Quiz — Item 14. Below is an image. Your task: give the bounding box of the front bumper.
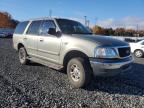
[90,56,134,76]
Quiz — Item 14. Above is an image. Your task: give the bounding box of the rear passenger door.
[37,20,61,64]
[25,20,42,56]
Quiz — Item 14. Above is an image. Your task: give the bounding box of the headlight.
[95,47,118,58]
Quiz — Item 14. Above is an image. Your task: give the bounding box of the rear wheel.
[18,47,29,65]
[67,57,92,88]
[134,50,144,58]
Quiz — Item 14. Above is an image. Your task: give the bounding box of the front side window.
[39,20,56,35]
[26,20,42,35]
[56,19,92,34]
[14,21,29,34]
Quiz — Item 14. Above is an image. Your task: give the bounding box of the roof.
[21,17,77,22]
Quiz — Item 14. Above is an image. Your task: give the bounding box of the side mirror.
[56,31,62,37]
[48,28,56,35]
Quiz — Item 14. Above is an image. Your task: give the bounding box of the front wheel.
[67,57,92,88]
[18,47,29,65]
[134,50,144,58]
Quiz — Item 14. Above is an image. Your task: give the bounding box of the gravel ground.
[0,38,144,108]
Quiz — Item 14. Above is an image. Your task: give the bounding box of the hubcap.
[135,51,142,57]
[70,64,81,82]
[19,48,26,63]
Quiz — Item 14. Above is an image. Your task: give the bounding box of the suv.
[13,18,133,88]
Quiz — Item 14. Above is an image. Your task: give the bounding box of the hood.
[71,34,129,47]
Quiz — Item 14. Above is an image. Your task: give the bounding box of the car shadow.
[85,63,144,96]
[28,62,44,67]
[28,62,67,74]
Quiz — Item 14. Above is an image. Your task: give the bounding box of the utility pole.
[137,24,139,37]
[95,17,98,26]
[49,10,52,18]
[87,20,90,28]
[84,16,87,26]
[137,24,139,32]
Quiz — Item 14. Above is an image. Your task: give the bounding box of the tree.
[91,25,144,37]
[114,28,126,36]
[124,29,135,36]
[92,25,106,35]
[105,28,114,36]
[0,11,18,28]
[138,30,144,37]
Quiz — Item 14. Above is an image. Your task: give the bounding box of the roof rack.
[28,17,54,21]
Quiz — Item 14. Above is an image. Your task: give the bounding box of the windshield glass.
[56,19,92,34]
[139,40,144,45]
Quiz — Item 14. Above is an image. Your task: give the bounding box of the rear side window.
[39,20,56,35]
[14,21,29,34]
[26,21,42,35]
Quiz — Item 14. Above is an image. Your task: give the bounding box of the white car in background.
[129,40,144,58]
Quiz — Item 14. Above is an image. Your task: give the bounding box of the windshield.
[56,19,92,34]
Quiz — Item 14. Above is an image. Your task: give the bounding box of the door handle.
[40,38,44,42]
[23,37,27,40]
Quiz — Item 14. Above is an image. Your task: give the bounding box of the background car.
[0,32,13,38]
[0,32,6,38]
[129,40,144,58]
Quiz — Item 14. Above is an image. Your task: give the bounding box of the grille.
[118,47,131,57]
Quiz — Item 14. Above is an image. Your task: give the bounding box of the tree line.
[91,25,144,37]
[0,11,18,28]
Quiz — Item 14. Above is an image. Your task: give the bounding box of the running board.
[27,56,63,70]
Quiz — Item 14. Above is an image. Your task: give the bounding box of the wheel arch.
[134,49,144,53]
[17,43,25,50]
[63,50,90,68]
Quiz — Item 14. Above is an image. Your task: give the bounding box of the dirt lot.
[0,38,144,108]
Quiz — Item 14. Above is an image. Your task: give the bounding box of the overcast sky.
[0,0,144,30]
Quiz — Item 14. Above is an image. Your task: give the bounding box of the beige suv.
[13,18,133,88]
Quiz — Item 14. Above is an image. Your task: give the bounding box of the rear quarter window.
[14,21,29,34]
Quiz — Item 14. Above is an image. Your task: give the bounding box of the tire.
[67,57,92,88]
[134,50,144,58]
[18,47,29,65]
